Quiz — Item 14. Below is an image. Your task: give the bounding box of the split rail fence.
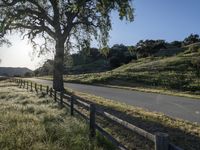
[11,78,183,150]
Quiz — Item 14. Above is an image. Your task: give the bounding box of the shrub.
[109,56,121,68]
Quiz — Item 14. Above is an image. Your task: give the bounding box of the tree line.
[33,33,200,76]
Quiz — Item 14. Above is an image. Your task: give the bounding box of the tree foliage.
[183,34,200,46]
[0,0,134,50]
[34,59,53,76]
[0,0,134,91]
[170,40,182,48]
[107,44,136,68]
[135,39,166,58]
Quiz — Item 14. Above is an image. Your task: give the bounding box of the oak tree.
[0,0,134,91]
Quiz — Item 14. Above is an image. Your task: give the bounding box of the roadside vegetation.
[0,80,111,150]
[12,78,200,150]
[66,88,200,150]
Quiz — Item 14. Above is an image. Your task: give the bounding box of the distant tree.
[34,59,54,76]
[127,46,137,55]
[24,72,33,77]
[34,69,40,77]
[109,56,121,68]
[78,47,102,64]
[90,48,101,60]
[0,0,134,91]
[170,41,182,48]
[135,39,166,58]
[107,44,136,68]
[183,34,200,46]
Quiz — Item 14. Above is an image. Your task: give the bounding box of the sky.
[0,0,200,70]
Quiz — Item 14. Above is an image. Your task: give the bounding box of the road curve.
[26,78,200,123]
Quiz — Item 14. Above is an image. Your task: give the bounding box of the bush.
[109,56,121,68]
[183,34,200,46]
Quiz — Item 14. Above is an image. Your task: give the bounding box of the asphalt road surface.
[26,78,200,123]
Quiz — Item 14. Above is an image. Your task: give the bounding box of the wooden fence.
[11,78,183,150]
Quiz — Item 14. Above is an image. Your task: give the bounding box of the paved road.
[26,78,200,123]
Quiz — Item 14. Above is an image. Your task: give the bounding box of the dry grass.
[65,88,200,150]
[0,80,113,150]
[11,79,200,149]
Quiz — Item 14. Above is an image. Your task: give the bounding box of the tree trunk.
[53,39,64,91]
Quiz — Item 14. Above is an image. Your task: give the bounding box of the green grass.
[0,80,113,150]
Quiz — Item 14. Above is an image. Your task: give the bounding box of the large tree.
[0,0,134,91]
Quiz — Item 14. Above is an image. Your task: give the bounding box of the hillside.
[0,67,32,76]
[59,45,200,95]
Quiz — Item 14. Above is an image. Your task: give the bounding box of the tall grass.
[0,81,111,150]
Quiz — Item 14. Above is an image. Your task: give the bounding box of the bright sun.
[0,34,53,70]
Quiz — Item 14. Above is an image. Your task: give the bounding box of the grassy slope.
[67,59,110,74]
[39,46,200,98]
[61,46,200,97]
[0,81,112,150]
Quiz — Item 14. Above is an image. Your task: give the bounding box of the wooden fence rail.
[11,78,183,150]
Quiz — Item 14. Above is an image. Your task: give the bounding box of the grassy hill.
[39,44,200,97]
[60,44,200,96]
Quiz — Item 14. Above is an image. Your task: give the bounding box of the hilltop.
[0,67,32,76]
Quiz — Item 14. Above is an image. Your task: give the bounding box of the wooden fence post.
[27,81,28,90]
[54,90,57,102]
[40,84,42,92]
[50,88,52,97]
[23,80,25,88]
[21,80,22,87]
[30,82,33,91]
[90,104,96,138]
[19,80,22,88]
[46,86,49,94]
[155,132,169,150]
[70,95,74,116]
[60,92,63,106]
[35,83,38,93]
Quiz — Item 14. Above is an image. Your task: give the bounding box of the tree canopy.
[0,0,134,91]
[0,0,134,51]
[135,39,166,57]
[183,34,200,46]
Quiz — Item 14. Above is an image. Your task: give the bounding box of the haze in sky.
[0,0,200,70]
